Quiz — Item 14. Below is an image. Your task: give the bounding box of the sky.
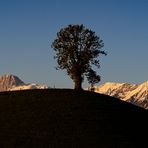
[0,0,148,88]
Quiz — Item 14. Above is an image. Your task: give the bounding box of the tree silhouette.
[51,24,107,90]
[86,69,100,91]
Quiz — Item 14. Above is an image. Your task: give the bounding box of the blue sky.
[0,0,148,88]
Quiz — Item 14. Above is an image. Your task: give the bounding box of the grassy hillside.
[0,89,147,148]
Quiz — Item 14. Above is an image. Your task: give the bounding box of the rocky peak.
[0,74,25,91]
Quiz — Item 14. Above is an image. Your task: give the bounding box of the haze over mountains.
[0,74,48,91]
[93,81,148,109]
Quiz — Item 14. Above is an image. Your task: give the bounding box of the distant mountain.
[0,74,25,91]
[91,81,148,109]
[10,83,49,91]
[0,74,48,92]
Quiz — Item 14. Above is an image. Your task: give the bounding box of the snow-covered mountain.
[0,74,49,92]
[91,81,148,109]
[10,83,48,91]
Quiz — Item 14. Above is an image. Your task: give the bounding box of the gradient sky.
[0,0,148,88]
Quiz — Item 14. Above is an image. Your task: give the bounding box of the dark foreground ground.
[0,89,147,148]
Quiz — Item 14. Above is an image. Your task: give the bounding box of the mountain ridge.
[93,81,148,109]
[0,74,48,91]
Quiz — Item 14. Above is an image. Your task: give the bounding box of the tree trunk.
[74,75,83,90]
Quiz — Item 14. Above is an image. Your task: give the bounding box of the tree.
[86,69,100,91]
[51,24,107,90]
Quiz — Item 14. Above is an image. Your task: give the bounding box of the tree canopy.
[51,24,107,90]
